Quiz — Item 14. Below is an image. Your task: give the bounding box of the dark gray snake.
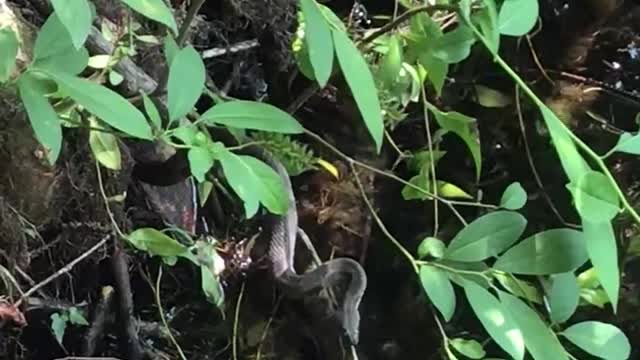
[247,146,367,345]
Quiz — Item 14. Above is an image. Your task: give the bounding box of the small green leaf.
[109,70,124,85]
[188,146,214,183]
[167,45,205,122]
[493,272,542,304]
[142,93,162,130]
[494,228,588,275]
[68,307,89,326]
[202,100,304,133]
[332,29,384,153]
[172,125,198,146]
[50,313,68,344]
[379,35,403,89]
[498,291,569,360]
[419,53,448,96]
[500,182,527,210]
[18,73,63,165]
[417,237,446,259]
[201,265,225,309]
[120,0,178,34]
[473,0,500,54]
[611,132,640,155]
[164,35,179,65]
[561,321,630,360]
[431,108,481,179]
[87,55,111,69]
[498,0,539,36]
[546,272,579,324]
[299,0,333,87]
[419,265,456,321]
[198,180,214,205]
[474,85,512,108]
[127,228,188,257]
[51,0,93,49]
[33,13,89,75]
[89,124,122,170]
[437,180,473,199]
[449,338,486,359]
[463,281,524,360]
[582,219,619,312]
[431,25,477,64]
[42,71,153,140]
[567,171,620,222]
[444,211,527,262]
[0,27,18,82]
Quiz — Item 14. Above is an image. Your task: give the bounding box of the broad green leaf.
[500,182,527,210]
[494,228,588,275]
[493,272,542,304]
[498,0,539,36]
[163,35,179,65]
[50,313,67,344]
[18,73,63,165]
[419,53,448,96]
[498,291,568,360]
[449,338,486,359]
[582,219,619,312]
[67,307,88,326]
[473,0,500,54]
[580,288,610,308]
[168,45,205,122]
[332,29,384,153]
[444,211,527,262]
[417,237,446,259]
[463,281,524,360]
[611,132,640,155]
[474,85,512,107]
[42,71,153,139]
[0,27,18,82]
[420,265,456,321]
[33,13,89,75]
[431,25,477,64]
[567,171,620,222]
[172,126,198,146]
[89,122,122,170]
[217,150,288,217]
[379,35,403,89]
[561,321,630,360]
[546,272,579,324]
[109,70,124,86]
[431,108,481,179]
[201,264,225,309]
[299,0,333,87]
[142,93,162,130]
[120,0,178,34]
[188,146,214,183]
[51,0,93,49]
[317,3,347,31]
[408,149,447,173]
[127,228,188,257]
[442,260,492,289]
[202,100,304,133]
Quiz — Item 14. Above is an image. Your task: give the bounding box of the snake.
[245,146,367,345]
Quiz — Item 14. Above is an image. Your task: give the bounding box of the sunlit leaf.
[33,13,88,75]
[168,45,205,122]
[449,338,486,359]
[188,146,214,183]
[333,29,384,152]
[417,237,446,259]
[89,118,122,170]
[202,100,304,133]
[51,0,93,49]
[127,227,188,257]
[582,219,619,312]
[420,265,456,321]
[437,180,473,199]
[431,25,477,64]
[473,0,500,54]
[494,272,542,304]
[498,0,539,36]
[0,27,18,82]
[299,0,333,87]
[567,171,620,222]
[494,228,588,274]
[142,93,162,130]
[120,0,178,34]
[500,182,527,210]
[561,321,630,360]
[445,211,527,262]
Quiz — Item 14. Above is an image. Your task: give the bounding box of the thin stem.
[421,83,440,236]
[176,0,206,47]
[154,266,188,360]
[232,280,246,360]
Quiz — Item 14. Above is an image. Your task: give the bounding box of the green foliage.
[419,265,456,321]
[127,228,188,257]
[119,0,178,34]
[0,27,18,82]
[50,0,93,49]
[500,182,527,210]
[248,132,317,176]
[167,45,205,122]
[560,321,630,360]
[201,100,304,133]
[449,338,486,359]
[497,0,539,36]
[299,0,333,86]
[546,272,580,324]
[50,307,89,345]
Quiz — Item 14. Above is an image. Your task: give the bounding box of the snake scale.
[246,146,368,345]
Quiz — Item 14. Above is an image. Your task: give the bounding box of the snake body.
[247,146,367,345]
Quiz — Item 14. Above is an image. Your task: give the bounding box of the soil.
[3,0,640,359]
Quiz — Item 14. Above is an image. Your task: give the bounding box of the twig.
[153,266,187,360]
[232,280,246,360]
[421,84,439,237]
[202,39,259,59]
[13,235,111,308]
[176,0,206,47]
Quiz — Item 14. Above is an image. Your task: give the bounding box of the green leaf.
[431,108,481,179]
[89,123,122,170]
[17,73,63,165]
[0,27,18,82]
[163,35,179,65]
[437,180,473,199]
[379,35,403,89]
[463,281,524,360]
[498,291,569,360]
[332,29,384,153]
[546,272,579,324]
[419,53,448,96]
[167,45,205,122]
[449,338,486,359]
[417,237,446,259]
[474,85,512,108]
[127,228,188,257]
[67,307,89,326]
[431,25,477,64]
[498,0,539,36]
[201,265,225,309]
[493,228,588,275]
[419,265,456,321]
[473,0,500,54]
[217,150,288,218]
[567,171,620,222]
[611,131,640,155]
[172,125,198,146]
[50,313,67,344]
[42,71,153,140]
[142,93,162,130]
[202,100,304,134]
[51,0,93,49]
[109,70,124,86]
[493,272,542,304]
[561,321,630,360]
[188,146,214,183]
[444,211,527,262]
[582,219,619,312]
[299,0,333,87]
[33,13,89,75]
[120,0,178,34]
[500,182,527,210]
